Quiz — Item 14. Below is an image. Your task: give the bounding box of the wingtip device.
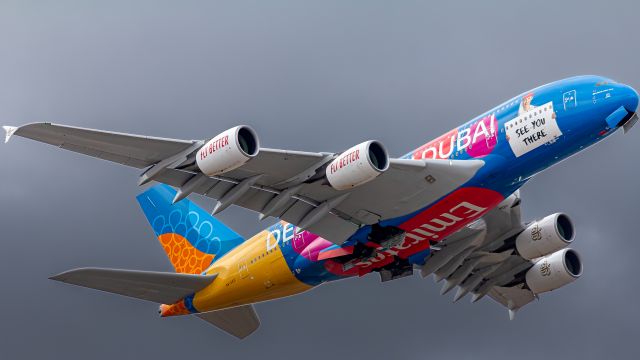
[3,126,17,143]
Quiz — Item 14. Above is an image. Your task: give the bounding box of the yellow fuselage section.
[183,229,312,313]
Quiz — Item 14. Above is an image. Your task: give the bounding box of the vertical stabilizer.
[136,184,244,274]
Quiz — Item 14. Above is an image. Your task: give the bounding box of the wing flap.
[155,159,484,244]
[223,148,331,187]
[488,285,536,312]
[299,159,485,225]
[50,267,216,304]
[195,305,261,339]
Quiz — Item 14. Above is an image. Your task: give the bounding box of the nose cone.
[620,83,639,113]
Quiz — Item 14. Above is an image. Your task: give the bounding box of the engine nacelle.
[525,248,582,294]
[515,213,575,260]
[196,125,259,176]
[326,140,389,190]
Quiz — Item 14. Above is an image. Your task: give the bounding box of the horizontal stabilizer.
[50,268,216,304]
[196,305,260,339]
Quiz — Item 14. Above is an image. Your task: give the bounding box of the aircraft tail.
[136,184,244,274]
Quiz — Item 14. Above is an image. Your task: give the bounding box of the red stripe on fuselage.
[343,187,504,273]
[395,187,504,258]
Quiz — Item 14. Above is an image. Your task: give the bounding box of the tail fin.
[136,184,244,274]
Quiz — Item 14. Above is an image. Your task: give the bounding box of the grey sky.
[1,0,638,359]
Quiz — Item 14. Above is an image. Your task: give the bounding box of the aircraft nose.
[603,83,640,131]
[619,83,639,113]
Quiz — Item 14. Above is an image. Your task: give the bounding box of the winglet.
[508,309,517,321]
[3,126,17,143]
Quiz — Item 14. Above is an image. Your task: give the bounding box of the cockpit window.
[596,78,617,86]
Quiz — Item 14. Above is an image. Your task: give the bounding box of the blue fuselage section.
[274,75,638,286]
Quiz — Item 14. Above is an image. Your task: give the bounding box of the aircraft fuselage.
[161,75,639,316]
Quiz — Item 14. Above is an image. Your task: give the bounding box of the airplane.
[3,75,638,339]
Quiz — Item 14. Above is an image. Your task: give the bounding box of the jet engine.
[195,126,259,176]
[326,140,389,190]
[515,213,575,260]
[525,248,582,294]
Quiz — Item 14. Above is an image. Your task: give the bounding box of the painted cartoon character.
[519,92,556,119]
[518,93,536,115]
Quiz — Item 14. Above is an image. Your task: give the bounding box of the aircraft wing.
[3,123,199,168]
[5,123,484,245]
[419,190,540,318]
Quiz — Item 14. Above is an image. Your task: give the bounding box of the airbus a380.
[4,75,638,338]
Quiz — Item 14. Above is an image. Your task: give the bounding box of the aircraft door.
[293,233,306,249]
[238,260,249,279]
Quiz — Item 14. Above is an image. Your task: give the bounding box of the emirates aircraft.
[4,75,638,338]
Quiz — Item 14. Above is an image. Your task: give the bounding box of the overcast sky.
[1,1,639,359]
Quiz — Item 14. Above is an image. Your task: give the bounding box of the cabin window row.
[249,248,277,264]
